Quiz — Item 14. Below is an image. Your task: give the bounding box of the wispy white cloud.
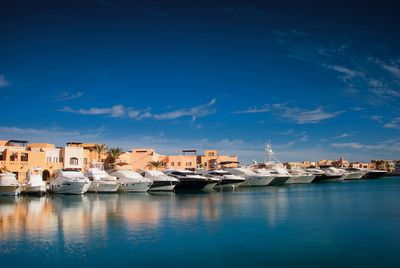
[384,117,400,129]
[59,99,216,121]
[333,133,353,139]
[0,74,10,88]
[60,105,125,117]
[324,64,364,78]
[274,30,400,103]
[350,106,364,112]
[331,139,400,152]
[370,57,400,79]
[54,91,84,101]
[236,103,343,124]
[152,98,216,121]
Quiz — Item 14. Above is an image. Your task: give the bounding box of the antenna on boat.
[264,141,282,165]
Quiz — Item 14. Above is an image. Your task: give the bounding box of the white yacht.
[164,169,215,190]
[108,169,152,192]
[141,170,179,191]
[287,168,316,184]
[313,166,344,182]
[252,144,290,186]
[254,168,289,186]
[198,169,246,188]
[341,168,367,180]
[0,173,22,196]
[22,167,47,195]
[48,169,91,195]
[224,167,274,187]
[85,162,120,193]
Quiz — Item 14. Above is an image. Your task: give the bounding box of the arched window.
[70,157,79,165]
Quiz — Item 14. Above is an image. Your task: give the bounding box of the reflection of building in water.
[51,195,92,245]
[0,193,224,245]
[116,195,163,230]
[0,197,58,241]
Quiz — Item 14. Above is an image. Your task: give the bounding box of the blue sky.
[1,0,400,162]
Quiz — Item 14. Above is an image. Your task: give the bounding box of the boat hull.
[268,176,289,186]
[118,181,152,192]
[313,175,344,183]
[87,181,120,193]
[48,181,91,195]
[0,186,22,196]
[343,172,366,180]
[214,179,245,188]
[240,176,274,187]
[174,180,211,191]
[364,172,387,179]
[22,185,47,195]
[287,175,316,184]
[149,181,178,191]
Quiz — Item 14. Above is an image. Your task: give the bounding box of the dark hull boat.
[363,171,387,179]
[268,176,290,186]
[174,180,212,191]
[313,174,343,183]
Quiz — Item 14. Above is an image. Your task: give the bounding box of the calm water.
[1,178,400,267]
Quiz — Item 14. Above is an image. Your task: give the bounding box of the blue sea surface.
[1,178,400,267]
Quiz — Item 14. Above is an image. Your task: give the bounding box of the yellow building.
[0,140,64,181]
[128,148,238,171]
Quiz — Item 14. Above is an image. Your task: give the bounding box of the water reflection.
[0,188,291,245]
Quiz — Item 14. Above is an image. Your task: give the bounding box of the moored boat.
[108,169,152,192]
[22,167,47,195]
[85,162,120,193]
[363,169,387,179]
[287,168,316,184]
[198,169,245,188]
[0,173,22,196]
[141,170,180,191]
[165,169,215,190]
[48,169,91,195]
[224,167,274,187]
[311,166,344,183]
[341,168,367,180]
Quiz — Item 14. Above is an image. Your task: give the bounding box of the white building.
[61,143,84,170]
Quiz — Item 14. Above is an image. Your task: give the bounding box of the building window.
[0,153,5,161]
[84,158,88,164]
[70,157,79,165]
[177,162,181,166]
[47,157,52,163]
[208,152,215,157]
[53,157,58,162]
[171,162,174,166]
[10,153,18,161]
[186,162,192,167]
[21,153,28,162]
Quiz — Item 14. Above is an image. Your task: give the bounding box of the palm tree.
[106,147,124,169]
[95,143,107,161]
[148,160,164,171]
